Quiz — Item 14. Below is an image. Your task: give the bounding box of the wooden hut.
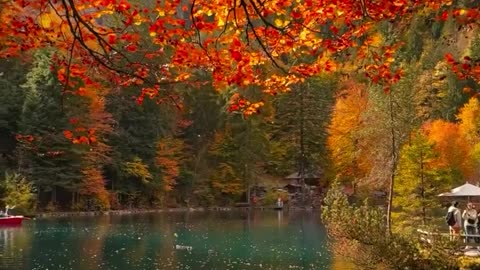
[284,171,322,186]
[283,182,303,194]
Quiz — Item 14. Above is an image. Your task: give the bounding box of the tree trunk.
[386,171,395,233]
[71,191,75,209]
[386,93,398,234]
[245,164,251,205]
[299,85,306,205]
[51,186,57,205]
[420,149,426,225]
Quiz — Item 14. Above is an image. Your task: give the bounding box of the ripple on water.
[0,211,337,270]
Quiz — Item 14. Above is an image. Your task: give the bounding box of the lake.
[0,210,353,270]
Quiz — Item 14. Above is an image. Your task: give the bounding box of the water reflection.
[0,210,345,269]
[0,226,31,269]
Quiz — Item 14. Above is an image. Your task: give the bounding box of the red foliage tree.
[0,0,458,117]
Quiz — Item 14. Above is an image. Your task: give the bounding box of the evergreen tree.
[0,58,28,174]
[105,85,178,207]
[207,113,268,205]
[179,83,223,205]
[269,76,337,181]
[17,51,83,205]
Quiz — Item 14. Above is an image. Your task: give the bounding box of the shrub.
[0,172,36,214]
[322,183,458,270]
[458,257,480,270]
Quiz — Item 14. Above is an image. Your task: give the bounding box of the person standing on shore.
[276,197,283,208]
[463,202,478,244]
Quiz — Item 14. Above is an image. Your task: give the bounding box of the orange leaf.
[63,130,73,139]
[445,53,455,63]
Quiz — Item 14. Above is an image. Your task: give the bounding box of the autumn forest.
[0,0,480,227]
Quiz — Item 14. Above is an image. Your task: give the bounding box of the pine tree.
[0,58,28,175]
[105,85,179,207]
[207,114,268,205]
[17,51,83,205]
[270,76,337,181]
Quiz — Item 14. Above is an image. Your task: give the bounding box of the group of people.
[447,201,480,243]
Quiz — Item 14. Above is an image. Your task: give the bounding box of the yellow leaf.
[217,17,225,27]
[274,19,284,28]
[368,33,383,47]
[38,11,62,29]
[299,29,308,40]
[133,14,144,25]
[157,8,165,17]
[95,9,115,18]
[39,14,53,28]
[176,73,191,81]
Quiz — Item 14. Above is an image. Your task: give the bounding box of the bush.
[109,192,121,210]
[322,183,458,270]
[458,257,480,270]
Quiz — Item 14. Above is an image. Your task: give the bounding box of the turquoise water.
[0,210,346,270]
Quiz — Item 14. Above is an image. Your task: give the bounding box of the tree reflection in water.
[0,226,31,270]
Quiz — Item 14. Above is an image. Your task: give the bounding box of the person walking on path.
[447,201,462,241]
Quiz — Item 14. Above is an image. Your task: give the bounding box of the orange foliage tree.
[422,120,474,183]
[72,71,113,209]
[80,166,110,210]
[155,136,185,192]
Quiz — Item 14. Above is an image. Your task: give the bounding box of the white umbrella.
[438,183,480,201]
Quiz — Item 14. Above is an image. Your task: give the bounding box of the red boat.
[0,216,24,226]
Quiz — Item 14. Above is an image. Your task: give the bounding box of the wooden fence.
[417,229,480,248]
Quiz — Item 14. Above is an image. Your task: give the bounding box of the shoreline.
[33,206,318,218]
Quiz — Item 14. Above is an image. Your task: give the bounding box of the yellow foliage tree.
[327,81,368,188]
[123,157,153,184]
[210,163,243,196]
[457,97,480,181]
